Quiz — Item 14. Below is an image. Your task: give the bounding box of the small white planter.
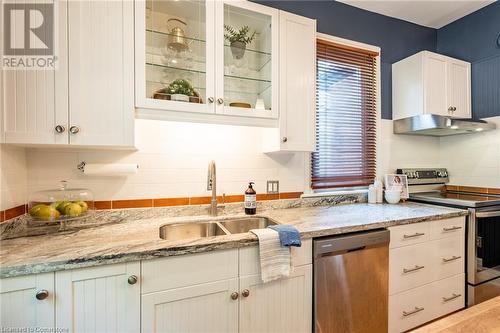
[171,94,190,102]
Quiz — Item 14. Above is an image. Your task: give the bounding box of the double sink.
[159,216,277,241]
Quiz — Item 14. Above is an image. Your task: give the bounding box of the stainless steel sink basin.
[159,222,227,241]
[159,217,278,240]
[218,217,277,234]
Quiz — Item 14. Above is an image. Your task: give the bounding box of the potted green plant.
[224,25,256,59]
[167,79,194,102]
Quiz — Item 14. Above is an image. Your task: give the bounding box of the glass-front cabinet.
[135,0,278,120]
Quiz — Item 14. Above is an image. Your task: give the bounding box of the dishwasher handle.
[314,229,390,257]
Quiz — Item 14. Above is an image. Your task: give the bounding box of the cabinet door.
[55,262,140,333]
[447,59,471,118]
[424,53,448,116]
[0,273,54,330]
[239,265,312,333]
[278,11,316,151]
[67,0,134,146]
[215,1,278,119]
[135,0,216,115]
[2,0,68,145]
[142,278,238,333]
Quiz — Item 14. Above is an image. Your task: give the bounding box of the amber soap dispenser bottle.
[244,182,257,215]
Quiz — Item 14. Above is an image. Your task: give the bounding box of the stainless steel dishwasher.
[314,229,390,333]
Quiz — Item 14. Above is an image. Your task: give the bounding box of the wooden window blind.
[311,39,379,189]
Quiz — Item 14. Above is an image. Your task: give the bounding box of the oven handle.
[475,211,500,218]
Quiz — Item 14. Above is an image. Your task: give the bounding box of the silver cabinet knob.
[69,126,80,134]
[282,137,288,143]
[208,97,214,103]
[241,289,250,297]
[217,98,224,105]
[55,125,65,133]
[35,290,49,300]
[128,275,138,285]
[448,106,454,113]
[230,292,239,300]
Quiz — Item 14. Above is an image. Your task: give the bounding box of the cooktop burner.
[410,191,500,208]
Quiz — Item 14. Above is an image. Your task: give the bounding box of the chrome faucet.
[207,160,218,216]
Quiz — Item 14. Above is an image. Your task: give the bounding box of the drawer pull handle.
[443,226,462,232]
[442,293,461,303]
[442,255,461,263]
[403,265,425,273]
[403,306,424,317]
[403,232,425,239]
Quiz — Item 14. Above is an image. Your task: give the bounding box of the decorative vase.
[230,41,246,59]
[171,94,189,102]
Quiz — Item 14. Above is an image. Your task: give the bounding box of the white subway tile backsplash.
[0,145,28,210]
[2,117,498,210]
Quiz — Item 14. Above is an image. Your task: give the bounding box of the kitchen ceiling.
[336,0,495,28]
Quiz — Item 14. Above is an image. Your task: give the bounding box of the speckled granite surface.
[0,198,467,278]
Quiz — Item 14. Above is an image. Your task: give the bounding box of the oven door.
[468,208,500,285]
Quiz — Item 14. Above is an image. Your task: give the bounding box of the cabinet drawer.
[239,239,312,276]
[430,237,464,281]
[141,249,238,294]
[389,242,431,295]
[430,274,465,319]
[430,217,465,240]
[389,282,432,333]
[389,274,465,333]
[389,222,430,249]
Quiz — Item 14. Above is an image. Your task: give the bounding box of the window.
[311,38,379,190]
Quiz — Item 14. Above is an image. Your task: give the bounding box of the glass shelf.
[146,29,271,72]
[146,62,271,89]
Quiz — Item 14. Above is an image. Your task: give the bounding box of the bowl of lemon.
[28,181,94,222]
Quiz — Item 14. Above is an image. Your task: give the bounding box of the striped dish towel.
[250,228,291,283]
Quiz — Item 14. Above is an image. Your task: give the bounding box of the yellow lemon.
[64,203,82,217]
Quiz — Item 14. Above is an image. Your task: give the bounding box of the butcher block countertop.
[414,297,500,333]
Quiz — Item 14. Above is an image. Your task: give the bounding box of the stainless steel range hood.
[393,114,496,136]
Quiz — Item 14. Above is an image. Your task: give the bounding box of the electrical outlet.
[267,180,279,194]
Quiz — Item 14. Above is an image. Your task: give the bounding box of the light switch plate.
[267,180,279,194]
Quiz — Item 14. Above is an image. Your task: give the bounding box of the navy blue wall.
[437,2,500,119]
[253,1,437,119]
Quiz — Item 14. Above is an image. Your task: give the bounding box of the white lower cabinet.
[0,273,55,330]
[142,278,239,333]
[388,217,466,332]
[55,262,140,333]
[239,265,312,333]
[141,241,312,333]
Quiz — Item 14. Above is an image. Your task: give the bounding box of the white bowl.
[384,190,401,204]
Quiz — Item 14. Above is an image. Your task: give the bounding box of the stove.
[397,168,500,307]
[410,191,500,208]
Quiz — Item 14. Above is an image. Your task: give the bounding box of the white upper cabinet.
[67,0,135,146]
[263,11,316,152]
[2,0,135,147]
[392,51,471,120]
[2,0,68,145]
[447,59,471,119]
[135,0,280,125]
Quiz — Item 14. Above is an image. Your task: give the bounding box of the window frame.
[303,33,381,195]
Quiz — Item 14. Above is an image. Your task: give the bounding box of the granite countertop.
[0,201,467,278]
